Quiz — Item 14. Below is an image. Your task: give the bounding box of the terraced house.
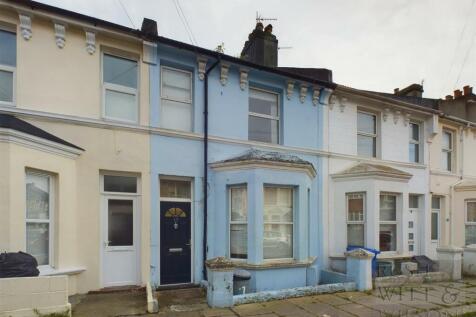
[0,0,475,301]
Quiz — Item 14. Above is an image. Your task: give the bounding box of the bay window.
[249,88,279,144]
[103,53,138,123]
[409,122,421,163]
[0,29,16,105]
[379,194,397,252]
[160,66,193,131]
[346,193,365,247]
[263,187,293,259]
[26,171,53,267]
[357,111,377,157]
[441,130,453,172]
[229,186,248,259]
[466,201,476,246]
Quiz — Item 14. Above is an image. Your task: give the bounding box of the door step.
[89,285,145,294]
[156,283,199,291]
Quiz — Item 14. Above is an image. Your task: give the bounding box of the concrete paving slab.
[312,294,351,306]
[289,300,355,317]
[337,303,381,317]
[71,291,146,317]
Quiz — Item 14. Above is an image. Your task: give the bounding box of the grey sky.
[39,0,475,98]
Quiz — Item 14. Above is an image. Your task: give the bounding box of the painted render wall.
[149,43,327,289]
[0,119,151,295]
[328,95,433,260]
[0,7,150,126]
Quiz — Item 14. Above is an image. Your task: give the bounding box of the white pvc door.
[102,196,139,287]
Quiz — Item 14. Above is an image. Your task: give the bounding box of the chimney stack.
[141,18,158,38]
[454,89,463,98]
[463,85,473,96]
[240,23,278,67]
[393,88,400,94]
[445,95,453,100]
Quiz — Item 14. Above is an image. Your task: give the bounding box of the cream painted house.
[0,0,152,294]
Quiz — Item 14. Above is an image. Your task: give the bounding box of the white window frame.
[248,87,280,144]
[0,26,16,107]
[25,170,54,269]
[441,129,454,172]
[357,110,378,158]
[465,200,476,246]
[431,196,441,242]
[409,121,421,163]
[263,186,294,261]
[379,193,398,253]
[346,192,366,247]
[229,185,247,261]
[100,172,140,197]
[101,52,139,124]
[160,66,193,131]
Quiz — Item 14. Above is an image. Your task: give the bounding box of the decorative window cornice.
[220,62,230,86]
[197,56,208,80]
[299,84,308,103]
[54,23,66,49]
[286,81,295,100]
[85,31,96,55]
[239,68,249,90]
[19,14,32,40]
[312,87,320,106]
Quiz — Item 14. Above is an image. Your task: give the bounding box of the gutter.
[202,56,220,280]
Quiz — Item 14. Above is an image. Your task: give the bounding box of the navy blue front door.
[160,201,191,284]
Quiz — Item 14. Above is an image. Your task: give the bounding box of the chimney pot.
[264,24,273,33]
[463,85,473,96]
[394,88,400,94]
[445,95,453,100]
[454,89,463,98]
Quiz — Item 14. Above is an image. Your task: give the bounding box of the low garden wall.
[0,276,70,317]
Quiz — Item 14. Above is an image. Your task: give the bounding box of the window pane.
[105,89,137,122]
[432,197,440,209]
[442,131,452,150]
[466,225,476,245]
[160,180,191,199]
[380,195,396,221]
[230,224,247,259]
[108,199,133,246]
[431,212,439,240]
[0,70,13,103]
[263,224,292,259]
[409,195,419,209]
[161,99,192,131]
[0,30,16,67]
[26,223,49,266]
[357,112,376,134]
[26,173,50,220]
[467,202,476,222]
[104,175,137,193]
[162,68,191,102]
[348,195,364,221]
[264,187,292,222]
[441,151,451,171]
[410,123,419,141]
[379,224,396,251]
[249,89,278,116]
[357,135,376,157]
[103,54,137,88]
[347,224,364,247]
[231,187,247,221]
[249,115,278,144]
[409,143,419,163]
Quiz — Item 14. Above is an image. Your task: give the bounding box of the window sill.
[39,267,86,276]
[233,257,317,270]
[377,253,413,260]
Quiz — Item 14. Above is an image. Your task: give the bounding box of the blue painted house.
[147,22,335,292]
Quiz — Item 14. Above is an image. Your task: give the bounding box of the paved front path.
[72,278,476,317]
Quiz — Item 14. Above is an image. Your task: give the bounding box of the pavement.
[71,278,476,317]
